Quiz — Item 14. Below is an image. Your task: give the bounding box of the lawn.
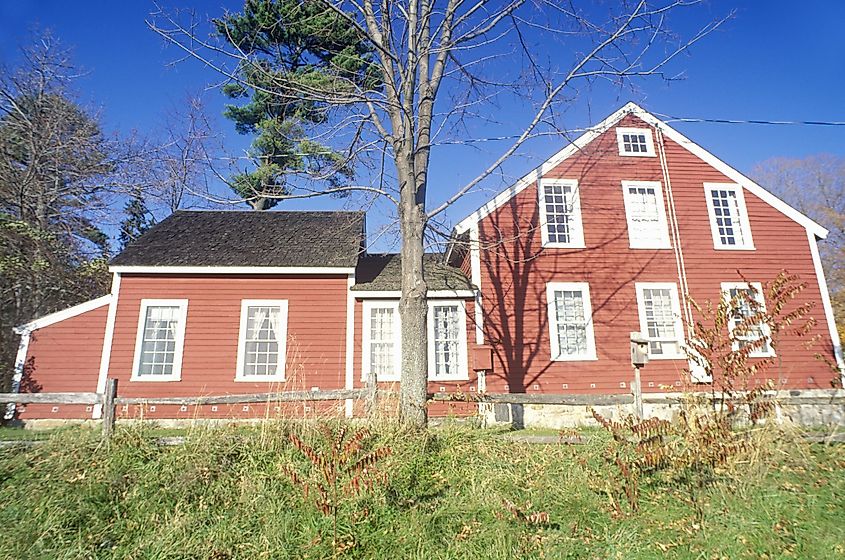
[0,421,842,559]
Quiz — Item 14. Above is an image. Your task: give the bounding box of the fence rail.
[2,380,844,438]
[1,379,375,438]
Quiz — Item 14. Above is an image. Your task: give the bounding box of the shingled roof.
[352,253,473,291]
[110,210,365,268]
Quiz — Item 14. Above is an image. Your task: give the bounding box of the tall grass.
[0,420,842,559]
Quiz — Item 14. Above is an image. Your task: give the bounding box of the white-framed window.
[721,282,774,357]
[635,283,686,359]
[131,299,189,381]
[546,282,597,361]
[539,178,585,248]
[427,300,468,380]
[235,300,288,381]
[362,301,401,382]
[621,180,670,249]
[616,127,656,157]
[704,183,754,250]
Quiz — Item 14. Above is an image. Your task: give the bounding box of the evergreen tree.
[119,193,154,249]
[214,0,377,210]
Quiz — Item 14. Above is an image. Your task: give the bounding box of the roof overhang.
[109,266,357,275]
[453,102,828,240]
[15,295,112,334]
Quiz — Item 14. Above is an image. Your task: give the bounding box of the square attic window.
[616,127,656,157]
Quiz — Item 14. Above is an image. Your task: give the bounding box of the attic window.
[616,127,655,157]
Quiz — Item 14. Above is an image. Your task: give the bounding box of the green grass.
[0,421,842,559]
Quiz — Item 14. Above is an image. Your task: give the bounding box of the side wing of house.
[455,103,843,395]
[13,296,111,419]
[350,253,480,417]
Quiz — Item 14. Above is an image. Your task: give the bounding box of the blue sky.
[1,1,844,251]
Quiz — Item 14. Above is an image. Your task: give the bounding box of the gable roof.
[453,102,828,239]
[110,210,366,269]
[352,253,473,291]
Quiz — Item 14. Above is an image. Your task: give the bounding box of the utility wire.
[653,113,845,127]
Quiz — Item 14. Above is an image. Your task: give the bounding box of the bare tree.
[0,34,117,393]
[149,0,728,428]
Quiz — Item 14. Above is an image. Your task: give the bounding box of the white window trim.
[721,282,775,358]
[704,183,755,250]
[427,299,469,381]
[635,283,686,360]
[235,299,289,382]
[130,299,189,382]
[361,300,401,382]
[546,282,598,362]
[538,178,585,249]
[621,180,671,249]
[616,127,656,157]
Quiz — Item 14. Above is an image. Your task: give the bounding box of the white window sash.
[426,300,469,380]
[235,299,288,381]
[704,183,755,250]
[721,282,774,358]
[538,178,585,248]
[131,299,189,382]
[616,127,656,157]
[546,282,598,361]
[361,300,401,382]
[621,180,671,249]
[635,283,686,360]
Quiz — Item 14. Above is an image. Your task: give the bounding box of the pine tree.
[214,0,377,210]
[118,193,154,250]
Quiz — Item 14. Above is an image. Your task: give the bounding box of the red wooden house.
[11,103,844,422]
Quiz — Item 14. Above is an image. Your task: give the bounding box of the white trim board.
[344,274,356,418]
[4,331,31,420]
[453,102,827,239]
[14,295,112,334]
[94,273,121,419]
[807,230,845,385]
[109,265,356,275]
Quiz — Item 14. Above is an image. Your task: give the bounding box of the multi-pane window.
[539,179,584,247]
[236,300,288,380]
[546,282,597,361]
[616,127,655,157]
[428,302,468,379]
[636,284,685,359]
[362,302,400,382]
[705,184,753,249]
[132,300,188,380]
[722,283,772,357]
[622,181,670,248]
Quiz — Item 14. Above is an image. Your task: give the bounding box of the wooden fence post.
[632,367,643,420]
[102,378,118,438]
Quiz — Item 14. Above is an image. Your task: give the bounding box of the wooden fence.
[2,379,844,438]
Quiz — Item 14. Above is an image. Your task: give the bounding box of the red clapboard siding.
[18,305,108,419]
[478,114,838,395]
[107,275,349,409]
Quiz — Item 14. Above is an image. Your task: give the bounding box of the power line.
[653,113,845,127]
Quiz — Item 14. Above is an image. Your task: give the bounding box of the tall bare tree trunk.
[398,166,428,428]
